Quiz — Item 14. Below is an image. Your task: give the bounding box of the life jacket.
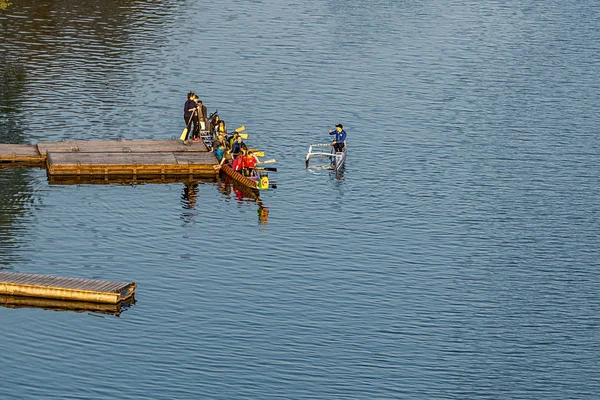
[232,156,243,171]
[245,155,257,169]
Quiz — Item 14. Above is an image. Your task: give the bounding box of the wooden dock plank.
[75,139,208,153]
[0,272,135,304]
[174,152,218,164]
[48,152,177,165]
[38,139,207,157]
[36,142,79,156]
[0,144,43,163]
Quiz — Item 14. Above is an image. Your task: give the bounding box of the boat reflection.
[0,294,136,317]
[46,174,270,225]
[218,178,270,226]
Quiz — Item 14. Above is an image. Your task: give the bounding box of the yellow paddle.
[179,112,196,141]
[258,158,276,164]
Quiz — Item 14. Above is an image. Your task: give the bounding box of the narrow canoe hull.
[220,164,270,190]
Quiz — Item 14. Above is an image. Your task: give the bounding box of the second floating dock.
[0,271,136,304]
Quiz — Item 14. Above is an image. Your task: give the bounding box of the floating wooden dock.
[0,139,219,178]
[0,271,136,304]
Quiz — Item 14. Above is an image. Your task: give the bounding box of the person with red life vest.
[243,150,259,176]
[232,152,244,172]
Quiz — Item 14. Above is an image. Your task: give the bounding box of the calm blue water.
[1,1,599,399]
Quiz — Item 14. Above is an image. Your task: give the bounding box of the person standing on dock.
[196,99,208,131]
[329,124,346,152]
[183,92,198,141]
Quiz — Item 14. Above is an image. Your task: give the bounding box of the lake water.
[1,0,599,398]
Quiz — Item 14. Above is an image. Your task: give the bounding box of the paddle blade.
[257,167,277,172]
[254,151,264,157]
[179,127,189,141]
[239,133,248,139]
[258,159,276,164]
[234,125,246,133]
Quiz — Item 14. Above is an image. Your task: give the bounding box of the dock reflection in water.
[0,294,136,317]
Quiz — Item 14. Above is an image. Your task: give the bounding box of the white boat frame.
[305,142,346,174]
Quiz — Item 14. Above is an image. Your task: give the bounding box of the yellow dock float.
[0,271,136,304]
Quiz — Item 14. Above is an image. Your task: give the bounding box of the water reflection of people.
[182,182,199,209]
[226,183,269,225]
[217,181,232,197]
[257,202,269,225]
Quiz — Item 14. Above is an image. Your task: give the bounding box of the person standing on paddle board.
[329,124,346,152]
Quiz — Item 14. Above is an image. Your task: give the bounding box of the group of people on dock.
[183,92,227,142]
[184,92,260,176]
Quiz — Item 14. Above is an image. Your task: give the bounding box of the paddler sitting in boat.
[329,123,347,152]
[231,135,245,159]
[231,144,248,173]
[232,151,244,172]
[243,150,259,176]
[214,143,226,161]
[210,116,226,136]
[209,114,221,136]
[228,131,240,148]
[219,148,233,166]
[211,132,228,152]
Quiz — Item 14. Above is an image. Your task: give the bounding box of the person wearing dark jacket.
[329,124,347,152]
[231,135,245,159]
[195,99,208,134]
[183,92,197,139]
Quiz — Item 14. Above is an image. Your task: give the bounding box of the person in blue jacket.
[329,124,346,152]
